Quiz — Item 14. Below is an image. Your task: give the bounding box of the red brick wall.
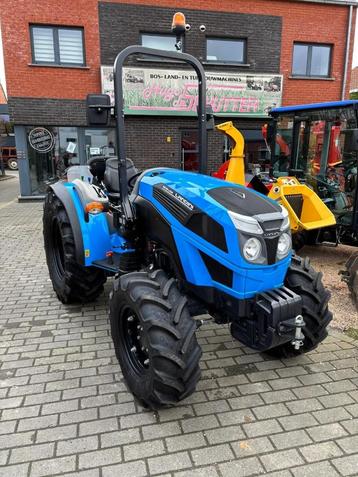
[1,0,355,105]
[1,0,101,99]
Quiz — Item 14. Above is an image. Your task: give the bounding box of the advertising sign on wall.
[101,66,282,117]
[28,127,55,153]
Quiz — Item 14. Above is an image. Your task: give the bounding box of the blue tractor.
[43,39,332,408]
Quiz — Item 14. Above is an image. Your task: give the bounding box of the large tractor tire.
[43,190,106,304]
[268,255,332,358]
[344,251,358,310]
[110,269,202,409]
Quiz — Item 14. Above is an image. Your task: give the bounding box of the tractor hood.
[135,168,291,300]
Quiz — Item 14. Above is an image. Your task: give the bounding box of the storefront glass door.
[26,126,80,194]
[181,130,199,171]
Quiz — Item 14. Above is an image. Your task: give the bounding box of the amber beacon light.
[171,12,186,35]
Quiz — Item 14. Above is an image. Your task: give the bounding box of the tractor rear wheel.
[267,254,332,358]
[109,269,202,409]
[344,251,358,310]
[43,190,106,304]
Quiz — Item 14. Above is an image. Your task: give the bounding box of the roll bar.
[113,46,208,223]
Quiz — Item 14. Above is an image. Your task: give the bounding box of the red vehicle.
[0,146,18,170]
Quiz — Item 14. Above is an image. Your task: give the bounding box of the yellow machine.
[215,121,336,238]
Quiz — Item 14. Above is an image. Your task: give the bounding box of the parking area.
[0,180,358,477]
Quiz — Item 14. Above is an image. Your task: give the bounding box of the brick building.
[0,0,356,197]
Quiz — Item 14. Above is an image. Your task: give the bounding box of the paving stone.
[217,409,255,426]
[174,467,219,477]
[292,461,340,477]
[17,414,58,432]
[204,425,245,444]
[0,462,29,477]
[252,403,290,420]
[148,451,191,475]
[59,408,97,425]
[31,455,76,477]
[307,422,348,442]
[78,447,122,470]
[142,421,181,440]
[269,429,312,450]
[194,399,230,416]
[41,399,78,415]
[120,412,158,429]
[181,414,219,433]
[341,417,358,434]
[124,439,165,461]
[57,436,99,456]
[10,443,55,464]
[243,419,283,438]
[228,394,264,409]
[158,405,195,422]
[166,432,206,452]
[337,434,358,454]
[286,397,323,414]
[278,412,318,431]
[191,443,234,466]
[219,457,264,476]
[318,392,355,408]
[0,449,9,465]
[268,377,302,390]
[305,438,345,465]
[231,436,274,457]
[313,406,351,424]
[102,460,147,477]
[36,424,77,443]
[261,448,304,472]
[2,404,40,421]
[332,454,358,476]
[261,389,296,403]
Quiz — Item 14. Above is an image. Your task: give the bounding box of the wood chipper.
[213,120,336,251]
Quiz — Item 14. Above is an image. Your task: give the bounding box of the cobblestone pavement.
[0,181,358,477]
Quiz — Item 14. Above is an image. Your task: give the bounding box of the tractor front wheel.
[268,254,332,358]
[110,269,202,409]
[43,190,107,304]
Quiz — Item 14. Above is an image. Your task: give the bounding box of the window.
[206,38,246,64]
[30,25,85,66]
[141,33,178,52]
[292,43,331,77]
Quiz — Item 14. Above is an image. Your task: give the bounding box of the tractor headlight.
[243,237,262,262]
[280,206,290,231]
[228,211,263,235]
[277,232,291,259]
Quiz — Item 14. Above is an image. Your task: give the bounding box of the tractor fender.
[49,181,85,265]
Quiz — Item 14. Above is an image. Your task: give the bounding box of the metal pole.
[113,46,208,223]
[341,5,353,100]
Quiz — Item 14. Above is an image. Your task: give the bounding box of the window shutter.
[58,29,84,64]
[32,27,55,63]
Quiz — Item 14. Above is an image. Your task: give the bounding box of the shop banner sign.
[101,66,282,117]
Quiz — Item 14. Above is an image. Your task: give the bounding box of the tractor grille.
[286,194,303,219]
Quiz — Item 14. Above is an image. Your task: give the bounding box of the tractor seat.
[104,157,138,193]
[88,155,108,182]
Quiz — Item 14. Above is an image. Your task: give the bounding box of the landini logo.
[161,184,195,211]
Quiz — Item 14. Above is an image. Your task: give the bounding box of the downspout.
[341,5,353,100]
